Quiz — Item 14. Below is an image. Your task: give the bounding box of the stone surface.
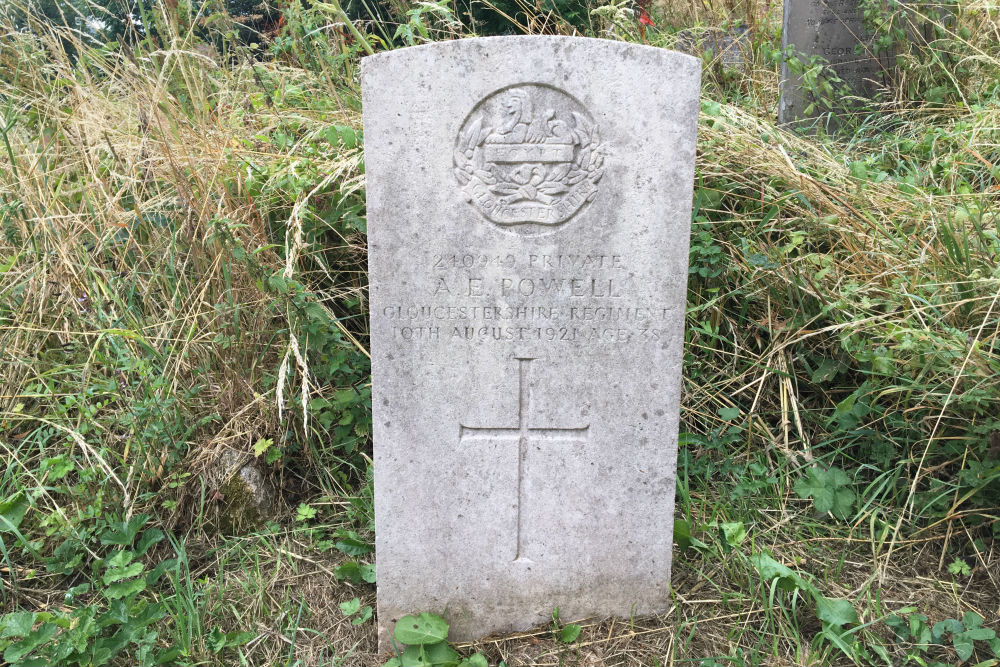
[206,451,275,533]
[362,36,699,647]
[779,0,896,127]
[676,25,749,68]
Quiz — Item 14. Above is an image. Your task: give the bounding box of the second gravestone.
[363,36,700,646]
[780,0,896,127]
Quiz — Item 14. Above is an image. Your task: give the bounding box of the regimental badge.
[454,84,605,234]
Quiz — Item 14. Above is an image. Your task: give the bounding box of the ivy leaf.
[815,595,859,628]
[394,613,449,646]
[794,467,856,519]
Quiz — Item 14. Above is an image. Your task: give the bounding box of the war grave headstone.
[676,24,750,69]
[362,36,700,647]
[779,0,896,127]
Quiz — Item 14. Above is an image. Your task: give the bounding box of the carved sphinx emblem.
[454,84,605,232]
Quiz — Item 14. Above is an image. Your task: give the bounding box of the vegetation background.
[0,0,998,664]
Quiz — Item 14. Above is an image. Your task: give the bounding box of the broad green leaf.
[156,648,183,665]
[932,618,964,642]
[352,606,373,626]
[963,627,995,641]
[794,467,855,519]
[340,598,361,616]
[673,519,692,549]
[145,559,177,586]
[207,627,227,653]
[104,550,134,570]
[334,530,373,556]
[93,626,132,663]
[673,519,708,552]
[41,456,74,481]
[135,529,165,556]
[423,640,460,665]
[396,645,429,667]
[884,614,908,641]
[560,623,582,643]
[130,602,166,629]
[105,577,146,600]
[103,561,143,584]
[720,522,746,548]
[394,613,449,646]
[227,631,255,646]
[963,611,985,629]
[0,611,36,638]
[459,654,489,667]
[910,614,932,645]
[953,636,974,662]
[815,595,859,627]
[717,407,741,420]
[810,358,841,384]
[830,487,855,520]
[949,558,972,576]
[3,623,58,663]
[333,560,376,584]
[751,552,813,594]
[0,492,29,534]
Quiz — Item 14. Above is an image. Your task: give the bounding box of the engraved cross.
[459,357,589,561]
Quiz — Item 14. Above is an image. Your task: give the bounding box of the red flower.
[638,9,655,26]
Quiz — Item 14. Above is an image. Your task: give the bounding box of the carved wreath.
[453,112,604,206]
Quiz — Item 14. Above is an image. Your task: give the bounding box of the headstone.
[779,0,896,127]
[362,36,700,647]
[676,24,749,69]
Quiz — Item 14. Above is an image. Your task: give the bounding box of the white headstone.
[362,36,700,647]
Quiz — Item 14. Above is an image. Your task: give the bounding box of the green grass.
[0,0,998,664]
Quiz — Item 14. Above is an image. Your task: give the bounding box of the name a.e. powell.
[431,276,625,298]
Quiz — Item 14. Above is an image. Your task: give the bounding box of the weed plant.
[0,0,998,664]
